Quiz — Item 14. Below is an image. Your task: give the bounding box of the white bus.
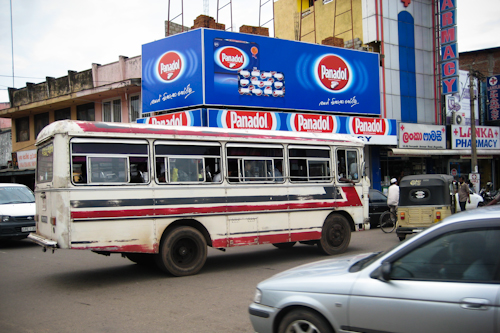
[29,120,369,276]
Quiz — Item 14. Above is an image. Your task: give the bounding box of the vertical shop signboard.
[487,75,500,121]
[440,0,459,95]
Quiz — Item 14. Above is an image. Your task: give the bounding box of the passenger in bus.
[349,162,358,180]
[131,163,148,183]
[244,161,256,181]
[138,163,149,183]
[157,163,166,182]
[338,165,354,184]
[73,164,87,183]
[170,160,192,182]
[274,164,283,182]
[213,172,221,182]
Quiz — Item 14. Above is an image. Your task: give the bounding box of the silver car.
[249,205,500,333]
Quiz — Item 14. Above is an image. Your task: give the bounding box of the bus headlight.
[254,288,262,304]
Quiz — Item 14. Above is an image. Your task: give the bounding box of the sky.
[1,0,499,104]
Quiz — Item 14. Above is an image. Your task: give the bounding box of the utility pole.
[469,68,478,174]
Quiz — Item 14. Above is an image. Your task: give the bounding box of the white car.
[0,183,36,240]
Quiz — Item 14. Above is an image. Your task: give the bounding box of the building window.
[103,99,122,122]
[34,113,49,138]
[77,103,95,121]
[15,117,30,142]
[54,107,71,121]
[129,94,141,123]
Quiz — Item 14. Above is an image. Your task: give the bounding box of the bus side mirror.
[361,162,366,177]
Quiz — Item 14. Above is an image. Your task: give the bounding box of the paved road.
[0,229,402,333]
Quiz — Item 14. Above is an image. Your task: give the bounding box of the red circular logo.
[317,55,350,91]
[158,52,182,82]
[219,47,245,70]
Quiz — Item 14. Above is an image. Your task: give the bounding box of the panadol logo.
[157,51,182,82]
[215,46,248,71]
[316,55,350,92]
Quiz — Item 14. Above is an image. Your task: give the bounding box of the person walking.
[458,176,471,211]
[387,178,399,214]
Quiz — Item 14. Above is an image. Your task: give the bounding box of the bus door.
[335,148,363,208]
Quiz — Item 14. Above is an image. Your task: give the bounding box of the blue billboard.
[142,28,380,115]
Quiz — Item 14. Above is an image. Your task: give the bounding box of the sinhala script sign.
[398,123,446,149]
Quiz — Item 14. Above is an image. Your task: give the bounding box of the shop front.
[383,123,500,193]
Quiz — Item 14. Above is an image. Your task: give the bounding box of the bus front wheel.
[317,214,351,255]
[155,226,207,277]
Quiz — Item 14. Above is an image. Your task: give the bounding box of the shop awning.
[389,148,500,156]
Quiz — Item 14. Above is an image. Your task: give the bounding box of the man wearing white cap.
[387,178,400,215]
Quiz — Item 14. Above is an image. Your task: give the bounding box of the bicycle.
[379,208,397,233]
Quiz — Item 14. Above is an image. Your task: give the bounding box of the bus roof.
[36,120,364,147]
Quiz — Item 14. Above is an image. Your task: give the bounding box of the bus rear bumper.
[28,233,58,248]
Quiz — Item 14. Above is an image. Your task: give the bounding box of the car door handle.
[460,298,490,310]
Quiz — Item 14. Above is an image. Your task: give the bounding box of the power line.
[0,75,46,80]
[10,0,14,88]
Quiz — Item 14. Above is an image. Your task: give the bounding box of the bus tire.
[317,214,351,255]
[155,226,207,277]
[272,242,296,249]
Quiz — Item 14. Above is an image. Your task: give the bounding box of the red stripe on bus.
[71,243,158,253]
[70,186,362,220]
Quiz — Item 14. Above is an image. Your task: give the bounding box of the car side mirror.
[370,261,392,282]
[381,261,392,281]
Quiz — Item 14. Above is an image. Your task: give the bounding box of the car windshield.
[0,186,35,204]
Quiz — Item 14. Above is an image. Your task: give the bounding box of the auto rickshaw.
[396,174,456,241]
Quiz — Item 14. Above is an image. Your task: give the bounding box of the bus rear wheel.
[155,226,207,277]
[317,214,351,255]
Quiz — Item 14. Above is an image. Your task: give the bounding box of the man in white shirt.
[387,178,400,214]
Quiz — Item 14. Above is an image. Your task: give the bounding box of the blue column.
[398,11,418,123]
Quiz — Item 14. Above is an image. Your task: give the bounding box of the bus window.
[347,150,359,181]
[37,143,54,183]
[72,156,87,183]
[169,158,202,182]
[337,149,359,182]
[226,143,284,183]
[156,157,167,183]
[70,139,149,185]
[154,141,221,184]
[89,156,128,183]
[289,146,331,182]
